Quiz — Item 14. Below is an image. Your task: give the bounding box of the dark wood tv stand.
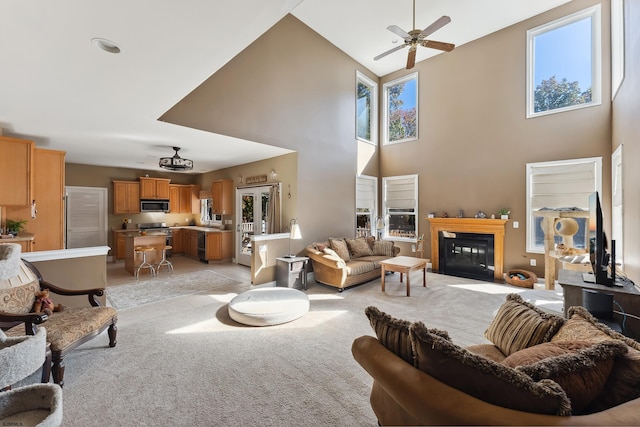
[557,269,640,339]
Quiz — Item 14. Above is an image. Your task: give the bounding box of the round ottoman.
[228,287,310,326]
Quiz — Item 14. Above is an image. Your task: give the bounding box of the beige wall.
[380,0,612,277]
[161,14,379,249]
[612,0,640,280]
[60,1,638,284]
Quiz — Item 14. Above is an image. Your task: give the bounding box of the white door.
[236,186,272,267]
[65,186,108,249]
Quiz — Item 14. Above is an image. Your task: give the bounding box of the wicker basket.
[505,269,537,288]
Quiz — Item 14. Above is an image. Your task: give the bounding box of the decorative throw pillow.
[365,306,419,365]
[465,344,507,363]
[371,239,395,257]
[502,340,627,413]
[322,248,346,268]
[551,306,640,411]
[313,241,328,252]
[345,237,373,258]
[410,321,571,416]
[328,238,350,262]
[485,293,565,356]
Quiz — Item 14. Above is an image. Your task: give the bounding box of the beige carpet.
[51,271,562,426]
[106,270,241,310]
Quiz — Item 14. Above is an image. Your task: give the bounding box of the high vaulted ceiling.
[0,0,571,174]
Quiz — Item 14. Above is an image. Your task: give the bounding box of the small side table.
[276,256,309,290]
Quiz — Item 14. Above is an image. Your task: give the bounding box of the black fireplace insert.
[438,231,495,281]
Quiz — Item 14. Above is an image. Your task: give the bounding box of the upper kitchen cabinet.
[31,148,65,250]
[113,181,140,214]
[211,179,233,215]
[4,147,66,251]
[169,184,200,214]
[0,136,34,206]
[139,177,170,199]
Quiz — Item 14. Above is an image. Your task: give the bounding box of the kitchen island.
[124,233,165,276]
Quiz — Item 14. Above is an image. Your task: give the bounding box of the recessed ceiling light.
[91,38,121,54]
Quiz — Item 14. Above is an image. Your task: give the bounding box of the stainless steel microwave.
[140,199,170,212]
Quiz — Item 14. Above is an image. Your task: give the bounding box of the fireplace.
[439,232,495,281]
[427,218,508,281]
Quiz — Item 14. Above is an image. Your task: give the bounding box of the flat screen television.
[583,191,617,286]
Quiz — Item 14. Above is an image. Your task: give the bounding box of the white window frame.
[355,174,377,237]
[382,174,418,242]
[526,4,602,118]
[383,72,418,145]
[526,157,602,253]
[611,0,625,99]
[356,71,378,145]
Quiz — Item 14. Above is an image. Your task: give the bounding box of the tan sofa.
[305,236,400,291]
[352,295,640,425]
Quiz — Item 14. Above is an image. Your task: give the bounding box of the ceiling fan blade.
[406,48,417,69]
[387,25,410,39]
[420,15,451,38]
[421,40,455,52]
[374,44,407,61]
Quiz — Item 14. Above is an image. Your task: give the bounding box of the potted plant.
[5,219,28,236]
[497,209,511,220]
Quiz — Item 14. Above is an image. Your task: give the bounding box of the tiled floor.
[107,255,252,288]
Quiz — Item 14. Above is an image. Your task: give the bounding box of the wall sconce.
[270,169,278,180]
[285,218,302,258]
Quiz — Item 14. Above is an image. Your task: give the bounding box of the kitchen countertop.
[0,232,35,242]
[112,226,232,233]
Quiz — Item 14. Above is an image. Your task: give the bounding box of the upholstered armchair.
[0,328,63,426]
[0,243,117,387]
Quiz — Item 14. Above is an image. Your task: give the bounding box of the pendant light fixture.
[159,147,193,171]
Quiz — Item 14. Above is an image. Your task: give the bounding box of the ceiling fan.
[374,0,455,70]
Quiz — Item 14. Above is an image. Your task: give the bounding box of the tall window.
[355,175,377,237]
[526,5,601,118]
[383,73,418,144]
[526,157,602,253]
[356,71,378,144]
[611,0,624,99]
[382,175,418,241]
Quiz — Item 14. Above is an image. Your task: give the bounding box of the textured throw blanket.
[0,243,21,281]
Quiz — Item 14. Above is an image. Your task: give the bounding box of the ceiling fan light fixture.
[159,146,193,171]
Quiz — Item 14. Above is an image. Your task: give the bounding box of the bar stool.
[156,245,174,274]
[134,246,156,279]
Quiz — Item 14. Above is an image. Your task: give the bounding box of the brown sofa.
[352,295,640,425]
[305,236,400,291]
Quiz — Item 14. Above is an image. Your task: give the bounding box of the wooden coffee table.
[379,256,429,297]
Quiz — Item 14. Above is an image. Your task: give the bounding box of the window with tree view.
[356,71,377,144]
[383,73,417,144]
[526,5,601,118]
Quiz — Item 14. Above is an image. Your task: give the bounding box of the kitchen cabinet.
[113,231,127,260]
[0,136,34,206]
[113,181,140,214]
[169,184,200,214]
[171,229,183,254]
[211,179,233,215]
[4,148,65,251]
[206,232,233,261]
[139,177,170,199]
[183,229,199,258]
[31,149,65,251]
